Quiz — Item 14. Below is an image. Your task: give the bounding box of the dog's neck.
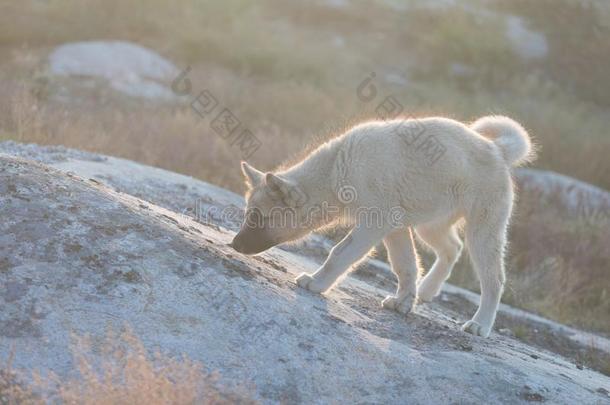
[280,139,343,226]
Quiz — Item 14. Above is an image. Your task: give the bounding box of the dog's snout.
[229,229,275,255]
[230,235,242,251]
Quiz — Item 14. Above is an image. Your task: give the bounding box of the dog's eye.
[244,208,265,227]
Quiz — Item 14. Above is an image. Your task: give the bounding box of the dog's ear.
[241,161,264,188]
[265,173,307,208]
[265,173,287,192]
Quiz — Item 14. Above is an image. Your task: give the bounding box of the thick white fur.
[241,116,534,338]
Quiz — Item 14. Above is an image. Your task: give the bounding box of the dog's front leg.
[296,225,388,293]
[380,228,418,315]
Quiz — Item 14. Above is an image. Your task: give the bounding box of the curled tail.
[470,115,535,167]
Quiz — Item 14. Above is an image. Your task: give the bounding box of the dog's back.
[331,116,532,224]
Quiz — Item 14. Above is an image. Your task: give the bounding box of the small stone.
[459,343,473,352]
[498,328,515,337]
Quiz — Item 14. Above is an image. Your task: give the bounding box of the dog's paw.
[381,295,398,309]
[295,273,325,293]
[381,294,414,315]
[416,278,442,302]
[461,320,491,338]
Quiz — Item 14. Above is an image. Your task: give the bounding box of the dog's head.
[230,162,311,255]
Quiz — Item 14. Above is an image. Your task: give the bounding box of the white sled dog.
[231,116,534,337]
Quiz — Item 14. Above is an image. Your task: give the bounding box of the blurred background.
[0,0,608,338]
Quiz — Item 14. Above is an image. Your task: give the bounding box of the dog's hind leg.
[461,197,511,338]
[381,227,420,315]
[415,219,463,302]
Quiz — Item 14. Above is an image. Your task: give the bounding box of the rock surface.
[505,15,548,60]
[48,41,180,100]
[1,147,609,403]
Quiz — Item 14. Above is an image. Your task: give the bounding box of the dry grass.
[0,329,256,404]
[0,357,40,405]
